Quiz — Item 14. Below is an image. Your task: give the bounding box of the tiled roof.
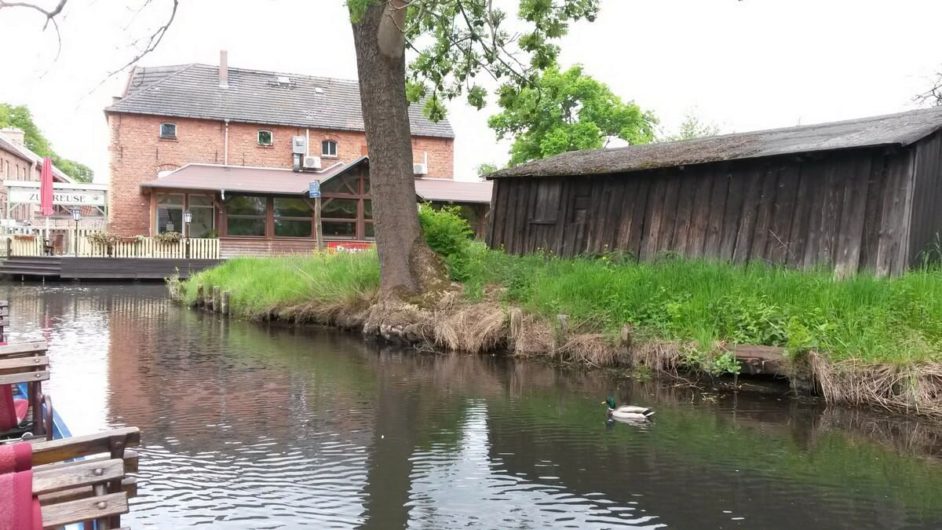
[490,106,942,178]
[108,64,455,139]
[0,133,72,183]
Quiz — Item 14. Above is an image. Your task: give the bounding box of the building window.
[321,198,357,239]
[258,130,273,146]
[187,194,215,237]
[322,140,338,157]
[159,123,177,139]
[226,195,267,237]
[273,198,312,237]
[156,193,184,233]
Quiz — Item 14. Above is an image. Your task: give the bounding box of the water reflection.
[2,283,941,529]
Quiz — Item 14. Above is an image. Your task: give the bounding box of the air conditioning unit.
[292,136,307,155]
[413,163,428,175]
[303,155,322,169]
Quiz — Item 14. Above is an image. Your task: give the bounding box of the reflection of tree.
[359,353,421,530]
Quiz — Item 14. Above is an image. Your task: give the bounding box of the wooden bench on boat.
[30,427,141,529]
[0,341,52,440]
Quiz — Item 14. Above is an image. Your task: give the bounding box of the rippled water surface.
[4,283,942,529]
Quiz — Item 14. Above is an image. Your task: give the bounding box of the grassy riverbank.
[182,246,942,364]
[175,207,942,415]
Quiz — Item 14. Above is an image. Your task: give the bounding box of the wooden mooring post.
[212,286,221,313]
[220,291,230,316]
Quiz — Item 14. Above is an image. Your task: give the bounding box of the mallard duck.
[603,397,654,422]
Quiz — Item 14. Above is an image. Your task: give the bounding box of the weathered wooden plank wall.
[487,146,923,275]
[908,131,942,266]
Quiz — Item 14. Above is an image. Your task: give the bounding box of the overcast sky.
[1,0,940,184]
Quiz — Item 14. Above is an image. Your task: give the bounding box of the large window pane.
[365,222,374,239]
[228,218,266,236]
[322,198,357,219]
[157,193,184,206]
[275,219,312,237]
[157,207,182,233]
[322,174,357,194]
[274,198,310,217]
[189,207,215,237]
[363,199,372,220]
[226,196,266,215]
[322,221,355,239]
[188,194,213,207]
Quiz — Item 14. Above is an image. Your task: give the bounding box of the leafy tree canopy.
[660,112,721,142]
[348,0,601,121]
[487,65,656,166]
[0,103,93,182]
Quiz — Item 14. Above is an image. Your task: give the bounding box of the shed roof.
[141,159,492,204]
[489,106,942,179]
[107,64,455,139]
[415,178,492,204]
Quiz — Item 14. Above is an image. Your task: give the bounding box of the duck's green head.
[603,396,617,409]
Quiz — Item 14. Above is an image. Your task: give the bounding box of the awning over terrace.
[140,158,493,204]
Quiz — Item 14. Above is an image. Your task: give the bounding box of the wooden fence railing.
[2,235,220,259]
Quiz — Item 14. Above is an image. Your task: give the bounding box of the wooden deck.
[0,256,221,280]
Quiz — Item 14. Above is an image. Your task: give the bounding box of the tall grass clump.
[183,252,379,318]
[459,249,942,365]
[418,204,475,281]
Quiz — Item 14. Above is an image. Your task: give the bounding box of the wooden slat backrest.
[40,492,128,528]
[38,477,137,506]
[0,355,49,372]
[33,458,125,495]
[0,341,47,358]
[30,427,141,465]
[0,370,49,386]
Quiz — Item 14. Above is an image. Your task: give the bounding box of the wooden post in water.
[221,291,230,316]
[212,286,221,313]
[196,285,204,307]
[555,314,569,354]
[620,324,633,351]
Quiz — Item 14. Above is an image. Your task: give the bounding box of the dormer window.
[258,130,273,146]
[322,140,337,158]
[159,123,177,139]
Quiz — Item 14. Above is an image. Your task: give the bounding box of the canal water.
[3,283,942,529]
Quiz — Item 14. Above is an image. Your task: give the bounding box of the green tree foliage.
[476,163,499,176]
[661,112,721,142]
[487,65,656,165]
[0,103,93,182]
[348,0,601,120]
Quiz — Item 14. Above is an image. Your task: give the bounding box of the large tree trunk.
[351,1,444,299]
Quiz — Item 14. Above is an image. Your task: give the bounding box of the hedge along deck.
[486,107,942,276]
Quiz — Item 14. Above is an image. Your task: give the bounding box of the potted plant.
[86,231,118,256]
[154,231,182,244]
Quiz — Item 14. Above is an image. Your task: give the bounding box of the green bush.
[418,204,474,280]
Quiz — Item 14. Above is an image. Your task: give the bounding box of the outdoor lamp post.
[71,208,81,256]
[183,209,192,258]
[183,209,192,238]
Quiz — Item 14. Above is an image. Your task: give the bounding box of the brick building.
[105,52,489,254]
[0,127,72,220]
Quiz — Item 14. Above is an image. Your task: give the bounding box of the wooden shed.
[485,107,942,276]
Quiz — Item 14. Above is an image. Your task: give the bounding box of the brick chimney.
[0,127,25,146]
[219,50,229,89]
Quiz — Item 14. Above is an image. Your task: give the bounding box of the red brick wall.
[107,112,455,236]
